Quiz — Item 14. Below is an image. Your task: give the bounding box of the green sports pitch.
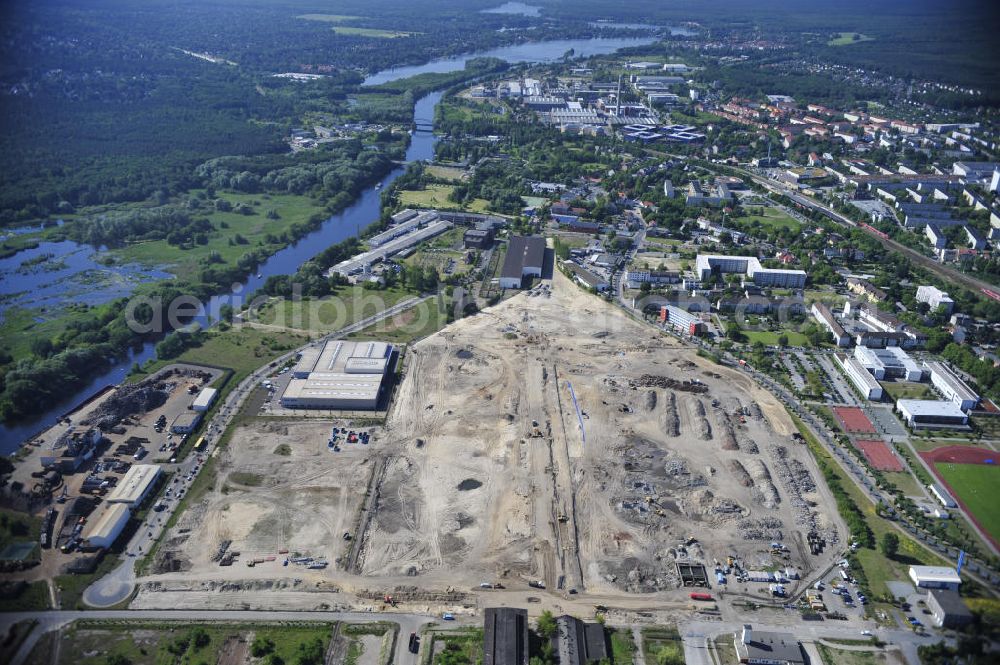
[934,462,1000,546]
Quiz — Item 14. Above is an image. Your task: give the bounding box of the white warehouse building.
[105,464,161,507]
[909,565,961,591]
[191,387,218,412]
[81,503,131,550]
[896,399,970,429]
[928,482,958,508]
[281,340,395,410]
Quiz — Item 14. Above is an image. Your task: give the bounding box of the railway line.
[647,147,999,297]
[742,168,1000,296]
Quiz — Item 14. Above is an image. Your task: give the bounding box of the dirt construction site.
[140,270,845,609]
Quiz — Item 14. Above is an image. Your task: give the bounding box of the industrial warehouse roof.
[192,387,218,410]
[295,340,391,375]
[284,340,394,409]
[501,236,546,280]
[484,607,528,665]
[344,356,390,374]
[896,399,967,418]
[910,566,962,585]
[82,503,130,543]
[105,464,161,505]
[329,219,452,276]
[282,373,384,401]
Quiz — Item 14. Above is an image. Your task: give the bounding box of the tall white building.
[915,285,955,314]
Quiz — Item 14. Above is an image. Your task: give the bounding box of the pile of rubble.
[358,585,469,603]
[746,459,780,508]
[602,556,681,593]
[632,375,709,394]
[686,398,712,441]
[82,380,170,431]
[737,516,784,542]
[767,445,819,530]
[663,392,679,436]
[727,459,753,487]
[663,458,705,488]
[714,412,739,451]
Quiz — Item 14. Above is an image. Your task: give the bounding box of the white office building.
[915,285,955,314]
[852,346,923,381]
[924,361,979,411]
[837,355,883,400]
[695,254,807,288]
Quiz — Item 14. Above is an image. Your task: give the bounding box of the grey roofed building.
[926,589,974,628]
[733,625,804,665]
[500,236,546,289]
[555,616,608,665]
[484,607,528,665]
[281,340,394,410]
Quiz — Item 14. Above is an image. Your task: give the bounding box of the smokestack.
[741,625,753,645]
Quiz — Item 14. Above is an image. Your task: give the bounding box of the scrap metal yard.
[139,271,844,607]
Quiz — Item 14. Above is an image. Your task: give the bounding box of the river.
[1,34,656,452]
[362,36,656,86]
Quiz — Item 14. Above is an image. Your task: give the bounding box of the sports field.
[833,406,877,434]
[921,445,1000,548]
[854,439,903,471]
[933,462,1000,547]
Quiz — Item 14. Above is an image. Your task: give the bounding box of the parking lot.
[812,352,861,406]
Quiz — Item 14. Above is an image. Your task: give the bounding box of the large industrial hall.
[280,340,396,410]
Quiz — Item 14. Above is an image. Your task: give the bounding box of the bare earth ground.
[134,271,844,612]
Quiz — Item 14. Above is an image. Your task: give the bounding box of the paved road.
[82,294,435,608]
[680,617,943,665]
[2,609,441,665]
